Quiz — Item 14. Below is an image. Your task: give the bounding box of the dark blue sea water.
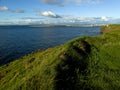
[0,25,100,65]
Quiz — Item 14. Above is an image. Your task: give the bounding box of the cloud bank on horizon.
[2,16,119,25]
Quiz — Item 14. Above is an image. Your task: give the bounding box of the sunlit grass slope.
[0,24,120,90]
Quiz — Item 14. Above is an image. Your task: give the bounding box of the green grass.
[0,24,120,90]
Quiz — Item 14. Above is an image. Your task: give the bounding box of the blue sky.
[0,0,120,25]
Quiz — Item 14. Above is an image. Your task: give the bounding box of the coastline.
[0,24,120,90]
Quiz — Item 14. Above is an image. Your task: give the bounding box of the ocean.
[0,25,100,65]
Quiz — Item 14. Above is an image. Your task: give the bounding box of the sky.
[0,0,120,25]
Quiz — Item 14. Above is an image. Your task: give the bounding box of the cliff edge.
[0,25,120,90]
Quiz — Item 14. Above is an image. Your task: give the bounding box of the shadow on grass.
[55,40,91,90]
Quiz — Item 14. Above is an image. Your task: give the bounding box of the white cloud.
[101,16,109,21]
[0,6,25,13]
[40,0,102,6]
[0,6,9,11]
[41,11,61,18]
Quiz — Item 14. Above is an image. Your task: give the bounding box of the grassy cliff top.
[0,24,120,90]
[101,24,120,34]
